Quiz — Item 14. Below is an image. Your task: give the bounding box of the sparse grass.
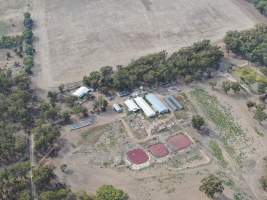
[209,140,227,166]
[174,110,188,120]
[168,150,202,168]
[254,127,264,137]
[81,125,106,144]
[0,20,8,36]
[81,121,125,150]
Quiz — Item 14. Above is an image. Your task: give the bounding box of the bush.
[95,185,128,200]
[192,115,205,130]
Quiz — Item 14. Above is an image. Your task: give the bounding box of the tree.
[224,25,267,66]
[61,111,71,123]
[246,100,256,109]
[254,106,267,124]
[83,71,101,90]
[209,81,217,89]
[199,175,224,199]
[258,83,267,94]
[39,189,70,200]
[192,115,205,130]
[64,96,77,107]
[94,96,108,112]
[222,81,231,94]
[231,82,241,94]
[23,29,33,44]
[100,66,114,87]
[95,185,128,200]
[24,43,34,56]
[76,191,94,200]
[47,91,58,105]
[24,12,33,29]
[73,105,88,117]
[33,166,54,190]
[58,84,64,93]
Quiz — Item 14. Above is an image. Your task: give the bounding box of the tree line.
[224,24,267,66]
[249,0,267,16]
[0,162,128,200]
[83,40,223,91]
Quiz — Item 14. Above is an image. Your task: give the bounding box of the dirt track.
[31,0,265,90]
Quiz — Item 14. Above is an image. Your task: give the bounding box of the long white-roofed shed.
[134,97,156,118]
[124,99,139,112]
[145,93,169,114]
[72,86,91,98]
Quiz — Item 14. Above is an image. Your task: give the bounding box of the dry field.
[0,0,28,36]
[31,0,265,90]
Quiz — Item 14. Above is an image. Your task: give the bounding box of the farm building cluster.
[67,85,202,171]
[123,93,183,118]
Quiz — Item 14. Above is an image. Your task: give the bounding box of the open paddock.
[32,0,264,89]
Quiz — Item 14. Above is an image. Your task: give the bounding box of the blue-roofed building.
[145,93,169,114]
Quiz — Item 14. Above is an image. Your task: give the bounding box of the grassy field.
[209,140,227,166]
[190,89,248,161]
[233,66,267,84]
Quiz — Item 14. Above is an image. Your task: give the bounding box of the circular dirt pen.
[148,143,169,158]
[167,134,192,152]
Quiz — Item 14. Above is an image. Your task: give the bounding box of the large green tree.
[95,185,128,200]
[199,175,224,199]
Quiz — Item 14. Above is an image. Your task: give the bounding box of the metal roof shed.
[145,93,169,114]
[124,99,139,112]
[72,86,90,98]
[169,96,183,109]
[134,97,156,118]
[164,97,178,111]
[113,104,122,113]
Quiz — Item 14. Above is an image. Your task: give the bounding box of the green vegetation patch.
[209,140,227,166]
[234,66,267,84]
[250,0,267,16]
[224,24,267,66]
[190,89,248,161]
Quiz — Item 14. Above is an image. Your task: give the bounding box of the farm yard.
[31,0,265,90]
[2,0,267,200]
[47,78,266,199]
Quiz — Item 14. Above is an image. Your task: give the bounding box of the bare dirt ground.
[52,122,213,200]
[31,0,266,90]
[0,0,28,36]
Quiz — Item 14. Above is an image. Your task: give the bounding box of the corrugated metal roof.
[72,86,90,98]
[164,98,178,111]
[169,96,183,109]
[124,99,139,112]
[145,93,169,114]
[134,97,156,118]
[113,104,122,112]
[164,96,183,111]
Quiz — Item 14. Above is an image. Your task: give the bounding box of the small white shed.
[72,86,91,98]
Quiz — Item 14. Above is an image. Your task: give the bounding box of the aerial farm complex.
[3,0,267,200]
